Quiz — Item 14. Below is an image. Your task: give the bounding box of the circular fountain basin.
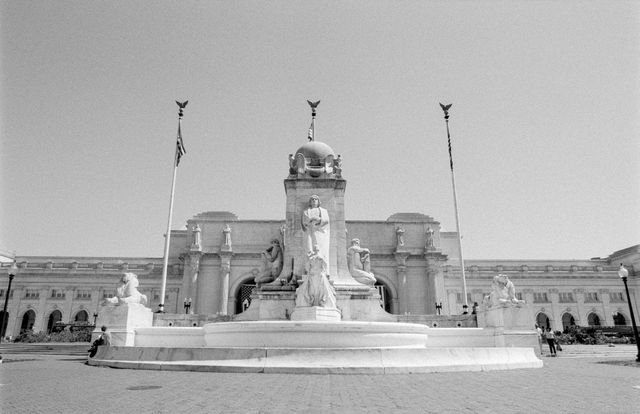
[203,320,429,349]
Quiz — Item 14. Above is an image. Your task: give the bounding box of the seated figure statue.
[483,274,524,307]
[295,245,337,308]
[347,238,376,286]
[103,272,148,306]
[255,239,284,288]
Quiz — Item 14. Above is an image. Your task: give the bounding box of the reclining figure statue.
[103,272,148,306]
[483,274,524,307]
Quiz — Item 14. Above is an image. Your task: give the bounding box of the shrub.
[13,326,93,343]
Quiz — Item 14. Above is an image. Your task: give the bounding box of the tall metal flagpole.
[158,100,188,313]
[439,103,469,313]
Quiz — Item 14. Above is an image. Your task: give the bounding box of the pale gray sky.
[1,1,638,260]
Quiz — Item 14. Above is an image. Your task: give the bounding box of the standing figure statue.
[301,195,330,263]
[191,224,202,250]
[347,238,376,286]
[395,226,405,248]
[295,245,337,308]
[425,227,435,250]
[222,224,232,248]
[255,239,284,288]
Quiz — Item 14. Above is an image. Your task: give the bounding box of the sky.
[1,1,639,261]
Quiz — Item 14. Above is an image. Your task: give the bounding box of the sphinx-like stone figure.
[301,195,330,263]
[483,274,524,307]
[255,239,284,288]
[347,238,376,286]
[295,245,336,308]
[103,273,148,306]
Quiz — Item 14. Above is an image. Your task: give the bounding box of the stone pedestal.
[93,303,153,346]
[233,286,296,321]
[290,306,341,321]
[335,286,396,322]
[477,303,534,330]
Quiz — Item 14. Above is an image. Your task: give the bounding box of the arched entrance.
[74,310,89,322]
[235,282,256,315]
[21,310,36,333]
[536,312,550,329]
[47,310,62,333]
[613,312,627,326]
[0,311,8,338]
[375,281,392,313]
[561,312,576,332]
[587,312,601,326]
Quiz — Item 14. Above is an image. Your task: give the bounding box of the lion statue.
[103,272,148,306]
[483,274,524,307]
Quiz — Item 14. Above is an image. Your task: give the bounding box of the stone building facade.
[1,140,638,338]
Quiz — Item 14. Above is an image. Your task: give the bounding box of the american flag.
[175,123,186,166]
[307,120,314,141]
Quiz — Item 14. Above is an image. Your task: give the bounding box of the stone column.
[63,287,75,322]
[598,289,610,325]
[186,253,201,314]
[548,288,560,331]
[34,288,49,332]
[6,287,23,338]
[574,288,585,325]
[446,289,457,315]
[395,252,410,315]
[424,251,446,315]
[219,253,232,315]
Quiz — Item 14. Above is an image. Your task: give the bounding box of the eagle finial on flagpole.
[176,100,188,118]
[439,102,452,119]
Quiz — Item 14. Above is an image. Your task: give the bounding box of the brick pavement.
[1,347,639,414]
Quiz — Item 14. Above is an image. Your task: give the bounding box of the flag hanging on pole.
[307,120,314,141]
[175,122,186,166]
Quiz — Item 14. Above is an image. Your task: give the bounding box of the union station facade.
[2,140,638,338]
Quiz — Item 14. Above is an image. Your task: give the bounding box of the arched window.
[47,310,63,333]
[21,310,36,333]
[235,282,256,315]
[587,312,601,326]
[613,312,627,326]
[561,313,576,332]
[536,312,550,329]
[74,310,89,322]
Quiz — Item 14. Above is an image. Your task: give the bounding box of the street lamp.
[618,263,640,362]
[184,298,192,314]
[93,312,98,325]
[435,302,442,315]
[0,262,18,343]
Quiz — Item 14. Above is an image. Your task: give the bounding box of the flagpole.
[439,103,468,313]
[158,101,187,313]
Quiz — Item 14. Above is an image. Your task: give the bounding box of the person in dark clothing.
[545,327,557,356]
[88,326,111,358]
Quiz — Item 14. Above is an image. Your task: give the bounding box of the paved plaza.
[1,344,639,414]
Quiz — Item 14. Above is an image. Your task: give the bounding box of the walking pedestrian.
[545,327,557,356]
